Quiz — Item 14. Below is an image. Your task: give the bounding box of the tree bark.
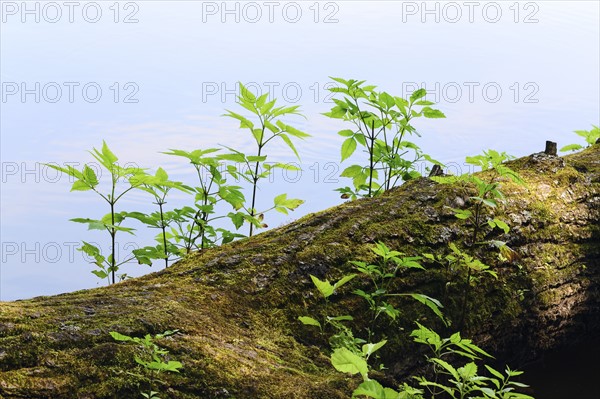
[0,145,598,399]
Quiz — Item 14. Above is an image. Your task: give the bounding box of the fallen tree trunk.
[1,145,598,398]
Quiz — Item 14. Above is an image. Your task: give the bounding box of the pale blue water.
[1,1,599,301]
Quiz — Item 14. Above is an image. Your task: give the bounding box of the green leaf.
[70,180,92,192]
[110,331,133,342]
[238,82,256,102]
[282,123,310,139]
[430,358,459,381]
[341,138,357,162]
[101,141,118,164]
[70,218,106,231]
[379,92,395,109]
[362,340,387,358]
[452,208,472,220]
[409,294,448,326]
[341,165,363,178]
[410,88,427,102]
[223,110,254,129]
[327,315,353,322]
[422,107,446,118]
[492,218,510,234]
[82,165,99,186]
[485,364,504,380]
[458,362,478,379]
[252,129,264,145]
[329,76,349,86]
[279,133,300,160]
[228,212,245,230]
[338,129,355,137]
[559,143,583,152]
[91,270,109,279]
[298,316,321,328]
[310,275,334,298]
[333,274,357,291]
[273,193,305,214]
[414,100,435,106]
[353,380,387,399]
[331,347,368,380]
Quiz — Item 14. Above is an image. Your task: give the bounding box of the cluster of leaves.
[323,77,445,199]
[351,242,448,339]
[223,83,309,236]
[299,242,447,354]
[560,125,599,152]
[410,324,533,399]
[314,273,535,399]
[46,142,146,284]
[430,150,525,328]
[110,330,182,399]
[332,324,533,399]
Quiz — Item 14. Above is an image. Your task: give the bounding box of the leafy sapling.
[45,141,146,284]
[299,274,356,330]
[330,340,390,395]
[431,150,525,329]
[110,330,183,399]
[126,167,192,268]
[298,274,368,352]
[324,78,445,199]
[409,323,534,399]
[161,148,246,252]
[560,125,600,152]
[223,82,310,236]
[352,242,448,341]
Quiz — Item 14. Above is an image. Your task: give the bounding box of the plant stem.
[249,125,266,237]
[459,202,482,331]
[368,120,375,197]
[158,201,168,268]
[110,201,116,285]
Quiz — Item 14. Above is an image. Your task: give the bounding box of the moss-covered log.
[1,145,599,398]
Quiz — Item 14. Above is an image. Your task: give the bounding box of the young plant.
[560,125,600,152]
[431,150,524,329]
[45,141,146,284]
[110,330,182,399]
[352,242,448,341]
[330,340,393,398]
[323,77,445,199]
[160,148,246,252]
[298,274,362,351]
[126,168,192,268]
[223,83,310,236]
[409,323,534,399]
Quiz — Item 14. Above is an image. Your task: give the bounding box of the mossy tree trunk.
[1,145,598,399]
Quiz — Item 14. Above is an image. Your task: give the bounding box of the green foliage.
[310,274,357,299]
[328,324,534,399]
[352,242,448,337]
[126,167,192,268]
[159,147,246,254]
[409,324,534,399]
[299,242,447,357]
[324,77,445,199]
[560,125,599,152]
[45,141,146,284]
[299,274,357,345]
[223,82,309,236]
[431,150,525,328]
[110,330,182,398]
